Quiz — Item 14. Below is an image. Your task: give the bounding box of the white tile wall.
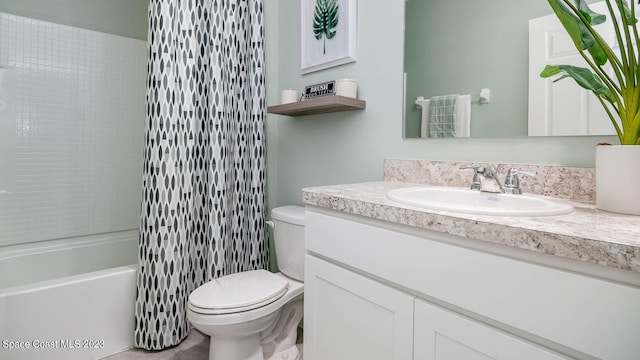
[0,12,146,246]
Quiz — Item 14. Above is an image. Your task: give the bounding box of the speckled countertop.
[301,161,640,274]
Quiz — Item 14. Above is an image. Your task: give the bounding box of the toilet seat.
[189,270,289,315]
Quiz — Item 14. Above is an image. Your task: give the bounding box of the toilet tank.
[271,205,306,281]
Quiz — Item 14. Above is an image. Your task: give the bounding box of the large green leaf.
[586,40,608,65]
[547,0,608,65]
[575,0,609,66]
[576,0,606,25]
[540,64,616,102]
[548,0,590,48]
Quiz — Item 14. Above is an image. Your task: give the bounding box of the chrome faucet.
[460,166,503,193]
[502,168,536,194]
[459,166,483,191]
[460,166,535,194]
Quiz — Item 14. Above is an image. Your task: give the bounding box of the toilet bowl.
[187,206,306,360]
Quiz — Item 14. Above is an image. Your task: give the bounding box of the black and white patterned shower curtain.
[134,0,268,350]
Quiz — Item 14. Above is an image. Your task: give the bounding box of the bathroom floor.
[101,330,209,360]
[101,327,303,359]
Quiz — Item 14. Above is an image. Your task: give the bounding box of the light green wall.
[264,0,615,214]
[0,0,148,40]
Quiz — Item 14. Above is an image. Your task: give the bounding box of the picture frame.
[301,0,357,74]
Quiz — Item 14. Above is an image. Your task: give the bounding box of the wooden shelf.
[267,95,366,117]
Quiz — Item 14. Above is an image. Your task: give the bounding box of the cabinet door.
[304,255,414,360]
[414,299,568,360]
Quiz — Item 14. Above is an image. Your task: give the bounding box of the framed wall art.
[301,0,357,74]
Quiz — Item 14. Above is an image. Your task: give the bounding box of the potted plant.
[541,0,640,215]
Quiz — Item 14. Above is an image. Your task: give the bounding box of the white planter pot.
[595,145,640,216]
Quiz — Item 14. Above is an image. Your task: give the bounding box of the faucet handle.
[506,168,536,178]
[460,166,491,174]
[460,166,480,171]
[460,166,483,191]
[503,168,536,194]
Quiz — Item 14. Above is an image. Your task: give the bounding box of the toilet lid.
[189,270,288,315]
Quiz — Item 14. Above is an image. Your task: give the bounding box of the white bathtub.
[0,230,138,360]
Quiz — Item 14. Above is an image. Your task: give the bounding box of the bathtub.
[0,230,138,360]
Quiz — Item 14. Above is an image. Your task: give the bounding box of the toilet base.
[207,335,303,360]
[209,335,263,360]
[203,299,303,360]
[266,343,302,360]
[262,298,303,360]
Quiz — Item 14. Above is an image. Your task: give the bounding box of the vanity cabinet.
[304,255,414,360]
[303,207,640,360]
[414,299,565,360]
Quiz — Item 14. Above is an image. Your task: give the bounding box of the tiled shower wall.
[0,12,146,247]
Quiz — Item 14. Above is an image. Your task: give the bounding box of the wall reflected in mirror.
[403,0,611,139]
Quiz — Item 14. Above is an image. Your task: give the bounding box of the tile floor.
[101,327,303,360]
[101,330,209,360]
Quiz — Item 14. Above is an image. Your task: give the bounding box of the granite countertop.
[302,181,640,274]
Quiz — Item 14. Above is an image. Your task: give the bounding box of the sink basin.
[386,186,574,217]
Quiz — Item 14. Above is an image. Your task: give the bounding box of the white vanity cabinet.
[413,299,566,360]
[304,255,414,360]
[303,207,640,360]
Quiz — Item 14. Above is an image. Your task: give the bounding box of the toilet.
[187,205,306,360]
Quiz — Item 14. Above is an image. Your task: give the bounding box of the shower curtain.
[134,0,268,350]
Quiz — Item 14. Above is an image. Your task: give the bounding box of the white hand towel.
[419,98,431,138]
[428,95,459,138]
[420,95,471,138]
[455,94,471,138]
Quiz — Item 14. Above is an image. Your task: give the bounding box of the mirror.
[403,0,608,138]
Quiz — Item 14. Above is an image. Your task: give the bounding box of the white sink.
[386,186,574,217]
